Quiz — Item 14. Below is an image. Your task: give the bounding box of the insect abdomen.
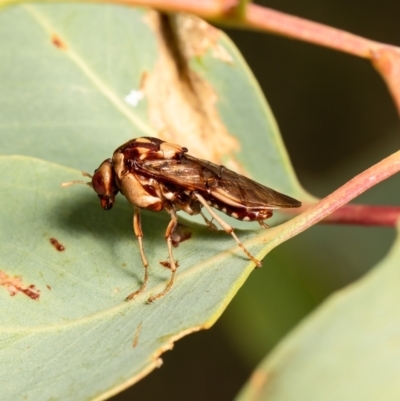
[204,196,273,222]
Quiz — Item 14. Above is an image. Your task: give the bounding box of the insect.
[63,137,301,303]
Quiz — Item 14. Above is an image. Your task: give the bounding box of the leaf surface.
[0,3,304,197]
[236,225,400,401]
[0,4,305,399]
[0,155,283,400]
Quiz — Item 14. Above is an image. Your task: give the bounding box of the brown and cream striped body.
[64,137,301,303]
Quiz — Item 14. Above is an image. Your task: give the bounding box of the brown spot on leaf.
[49,237,65,252]
[133,322,143,348]
[143,12,244,172]
[139,71,148,90]
[159,260,179,269]
[46,284,52,290]
[0,271,40,300]
[51,34,67,50]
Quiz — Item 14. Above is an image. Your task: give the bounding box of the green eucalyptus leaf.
[1,155,274,400]
[0,3,303,197]
[0,3,305,399]
[236,224,400,401]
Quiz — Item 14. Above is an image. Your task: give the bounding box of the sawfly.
[63,137,301,303]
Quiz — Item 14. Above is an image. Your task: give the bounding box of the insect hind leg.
[194,193,262,267]
[147,205,179,303]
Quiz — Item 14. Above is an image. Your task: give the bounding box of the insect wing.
[136,155,301,209]
[136,157,210,191]
[188,156,301,209]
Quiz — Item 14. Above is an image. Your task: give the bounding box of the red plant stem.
[66,0,237,18]
[370,48,400,115]
[283,204,400,227]
[301,152,400,226]
[263,151,400,251]
[238,5,400,115]
[321,204,400,227]
[241,5,380,58]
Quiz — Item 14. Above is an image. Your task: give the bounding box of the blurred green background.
[115,0,400,400]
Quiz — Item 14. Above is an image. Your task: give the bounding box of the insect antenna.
[61,171,93,188]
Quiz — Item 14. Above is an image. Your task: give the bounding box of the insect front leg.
[126,206,149,301]
[194,193,262,267]
[146,205,179,303]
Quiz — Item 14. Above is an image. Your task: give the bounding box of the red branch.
[78,0,237,18]
[322,204,400,227]
[217,3,400,115]
[241,5,378,57]
[264,150,400,251]
[283,204,400,227]
[238,4,400,115]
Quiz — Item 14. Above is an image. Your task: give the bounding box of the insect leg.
[258,220,270,229]
[147,206,179,303]
[126,206,149,301]
[194,193,262,267]
[200,211,218,230]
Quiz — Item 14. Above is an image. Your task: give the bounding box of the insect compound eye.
[91,159,118,210]
[92,171,106,196]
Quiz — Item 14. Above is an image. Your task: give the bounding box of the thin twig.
[255,150,400,253]
[321,204,400,226]
[284,204,400,227]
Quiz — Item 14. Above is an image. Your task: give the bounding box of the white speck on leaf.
[125,90,144,107]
